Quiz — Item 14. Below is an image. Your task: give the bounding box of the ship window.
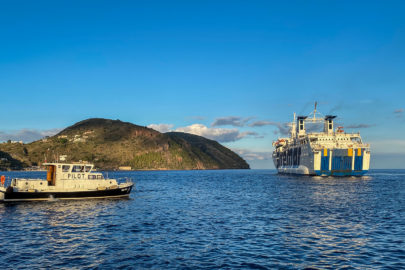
[351,137,361,143]
[62,165,71,172]
[85,166,92,172]
[97,175,103,179]
[72,165,84,172]
[88,175,96,179]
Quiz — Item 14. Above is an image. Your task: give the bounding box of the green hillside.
[0,118,249,170]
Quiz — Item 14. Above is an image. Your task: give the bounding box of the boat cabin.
[44,162,104,186]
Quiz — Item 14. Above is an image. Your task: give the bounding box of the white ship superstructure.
[272,104,370,176]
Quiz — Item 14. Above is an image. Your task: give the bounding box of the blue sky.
[0,0,404,168]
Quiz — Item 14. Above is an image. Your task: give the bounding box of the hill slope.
[0,118,249,170]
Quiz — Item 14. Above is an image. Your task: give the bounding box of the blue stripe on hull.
[314,170,368,177]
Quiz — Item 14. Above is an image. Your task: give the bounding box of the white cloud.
[212,116,253,127]
[394,108,404,113]
[175,124,256,143]
[232,148,273,161]
[0,128,62,143]
[394,108,404,118]
[249,121,290,135]
[147,123,174,133]
[346,124,375,129]
[249,120,274,127]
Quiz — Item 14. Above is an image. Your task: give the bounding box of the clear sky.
[1,0,404,168]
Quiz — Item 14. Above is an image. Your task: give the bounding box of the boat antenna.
[313,101,317,120]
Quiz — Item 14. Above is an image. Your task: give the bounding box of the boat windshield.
[72,165,85,172]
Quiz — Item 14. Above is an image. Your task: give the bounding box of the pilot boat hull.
[0,185,133,202]
[0,162,134,202]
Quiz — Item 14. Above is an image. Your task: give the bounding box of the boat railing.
[0,176,12,187]
[116,177,133,185]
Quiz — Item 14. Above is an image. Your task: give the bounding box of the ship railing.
[311,143,370,150]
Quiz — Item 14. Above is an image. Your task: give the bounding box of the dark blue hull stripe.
[277,169,368,177]
[2,186,133,201]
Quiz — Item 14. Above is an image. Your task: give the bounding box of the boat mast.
[313,101,317,121]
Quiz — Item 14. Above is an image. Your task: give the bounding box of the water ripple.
[1,169,405,269]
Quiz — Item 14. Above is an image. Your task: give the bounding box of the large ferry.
[272,104,370,176]
[0,162,133,202]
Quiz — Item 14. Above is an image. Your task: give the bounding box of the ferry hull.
[0,185,133,202]
[277,165,310,175]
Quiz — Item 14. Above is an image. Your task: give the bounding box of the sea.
[0,169,405,269]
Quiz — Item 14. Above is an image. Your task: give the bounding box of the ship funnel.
[297,116,307,136]
[324,115,336,134]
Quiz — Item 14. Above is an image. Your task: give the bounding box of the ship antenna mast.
[291,112,297,138]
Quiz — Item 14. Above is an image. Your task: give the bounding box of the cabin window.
[62,165,71,172]
[85,166,92,172]
[97,175,103,179]
[72,165,84,172]
[88,175,96,180]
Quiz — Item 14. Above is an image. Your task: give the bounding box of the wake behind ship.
[272,104,370,176]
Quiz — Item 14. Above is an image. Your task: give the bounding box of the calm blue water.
[1,170,405,269]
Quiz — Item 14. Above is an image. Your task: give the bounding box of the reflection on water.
[1,170,405,269]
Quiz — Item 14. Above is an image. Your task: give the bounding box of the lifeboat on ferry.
[277,139,286,146]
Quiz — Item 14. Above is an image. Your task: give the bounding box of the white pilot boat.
[272,103,371,176]
[0,162,133,202]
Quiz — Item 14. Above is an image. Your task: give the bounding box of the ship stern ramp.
[314,148,369,176]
